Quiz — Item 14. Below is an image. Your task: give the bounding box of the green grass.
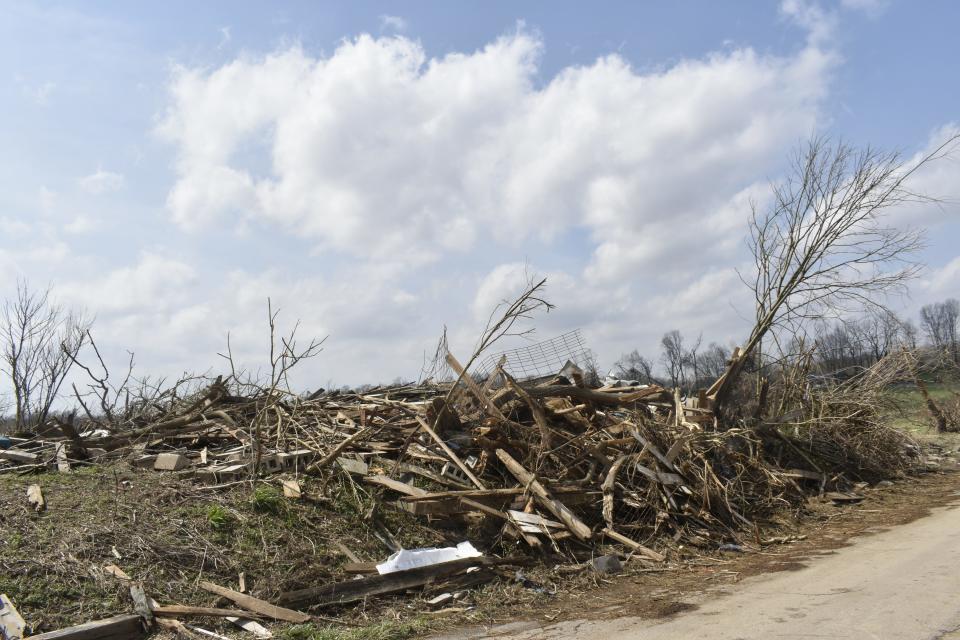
[279,619,431,640]
[206,504,234,531]
[883,381,960,433]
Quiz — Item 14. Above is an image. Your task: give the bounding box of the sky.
[1,0,959,390]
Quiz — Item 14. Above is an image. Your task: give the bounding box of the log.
[494,449,592,541]
[198,582,309,624]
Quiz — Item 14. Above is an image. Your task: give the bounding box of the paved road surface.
[438,497,960,640]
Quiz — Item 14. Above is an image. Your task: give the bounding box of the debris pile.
[0,348,924,635]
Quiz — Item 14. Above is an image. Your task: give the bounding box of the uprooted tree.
[708,134,960,416]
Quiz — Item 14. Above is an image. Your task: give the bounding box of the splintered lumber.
[198,582,310,624]
[362,475,428,497]
[524,385,665,406]
[494,449,592,541]
[277,556,502,608]
[151,606,263,619]
[308,427,372,472]
[504,373,554,448]
[444,353,510,422]
[25,614,146,640]
[414,416,485,490]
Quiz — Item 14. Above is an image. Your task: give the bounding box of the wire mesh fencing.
[474,329,592,382]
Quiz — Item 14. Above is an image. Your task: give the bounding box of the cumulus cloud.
[78,169,125,194]
[159,28,833,275]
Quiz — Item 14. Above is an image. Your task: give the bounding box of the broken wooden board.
[25,614,146,640]
[198,581,310,624]
[277,556,506,609]
[151,606,262,619]
[507,510,565,535]
[362,475,428,497]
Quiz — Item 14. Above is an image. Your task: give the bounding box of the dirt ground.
[438,465,960,635]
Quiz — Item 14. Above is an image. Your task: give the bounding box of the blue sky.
[1,0,958,388]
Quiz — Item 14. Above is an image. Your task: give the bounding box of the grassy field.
[883,381,960,431]
[0,466,451,639]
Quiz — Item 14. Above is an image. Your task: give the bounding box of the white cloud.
[38,186,57,214]
[78,169,125,195]
[63,252,196,313]
[0,217,31,237]
[63,214,98,234]
[159,28,833,273]
[379,15,408,32]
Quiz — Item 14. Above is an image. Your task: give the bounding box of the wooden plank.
[414,416,485,490]
[151,606,262,619]
[25,614,146,640]
[494,449,592,541]
[198,582,310,624]
[444,353,509,422]
[277,556,499,609]
[342,562,378,574]
[362,475,428,497]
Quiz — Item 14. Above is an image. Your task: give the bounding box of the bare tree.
[685,333,703,389]
[660,330,686,389]
[919,299,960,363]
[1,281,90,430]
[614,349,656,384]
[710,134,959,412]
[699,343,732,381]
[855,309,906,364]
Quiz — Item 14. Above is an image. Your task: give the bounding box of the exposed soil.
[444,467,960,634]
